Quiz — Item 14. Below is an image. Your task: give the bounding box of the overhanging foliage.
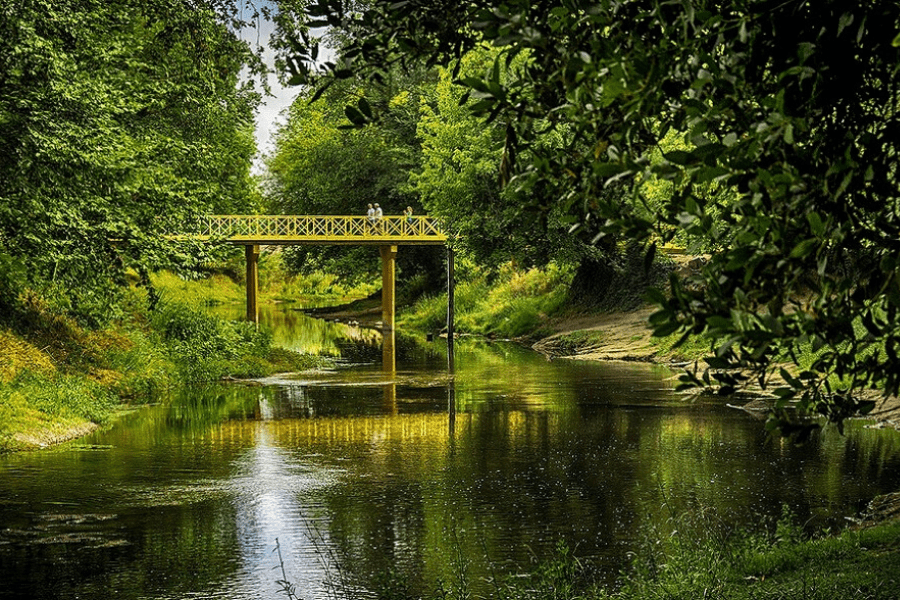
[278,0,900,433]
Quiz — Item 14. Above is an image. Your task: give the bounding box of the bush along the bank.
[0,286,328,451]
[150,300,272,381]
[149,300,327,383]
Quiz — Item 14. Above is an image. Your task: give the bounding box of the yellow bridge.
[176,215,455,371]
[183,215,447,245]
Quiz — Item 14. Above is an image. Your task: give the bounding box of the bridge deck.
[176,215,447,245]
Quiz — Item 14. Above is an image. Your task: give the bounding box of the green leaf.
[652,321,681,337]
[789,238,818,258]
[858,400,876,415]
[783,123,794,144]
[773,387,796,400]
[357,97,372,119]
[704,356,731,369]
[806,212,825,237]
[344,105,368,125]
[779,368,802,389]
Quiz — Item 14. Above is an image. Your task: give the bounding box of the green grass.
[0,282,331,452]
[352,509,900,600]
[151,270,245,307]
[402,261,575,338]
[552,330,608,355]
[601,509,900,600]
[152,252,377,308]
[650,328,714,362]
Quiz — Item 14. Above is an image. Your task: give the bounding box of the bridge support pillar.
[245,244,260,325]
[380,245,397,332]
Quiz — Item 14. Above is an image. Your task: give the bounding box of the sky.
[241,16,299,174]
[239,4,334,175]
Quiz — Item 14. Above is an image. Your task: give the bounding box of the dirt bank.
[531,307,664,362]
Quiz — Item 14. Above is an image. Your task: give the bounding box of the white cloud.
[240,14,298,175]
[240,9,334,175]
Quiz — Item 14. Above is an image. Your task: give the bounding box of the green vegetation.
[550,330,609,356]
[650,329,716,364]
[152,251,377,308]
[602,511,900,600]
[1,0,897,442]
[265,64,445,292]
[279,0,900,434]
[288,506,900,600]
[0,283,329,453]
[0,0,263,327]
[402,261,573,339]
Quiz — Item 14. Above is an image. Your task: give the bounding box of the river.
[1,306,899,599]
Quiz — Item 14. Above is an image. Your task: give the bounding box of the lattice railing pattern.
[193,215,446,241]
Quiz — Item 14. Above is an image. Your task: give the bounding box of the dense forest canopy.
[264,67,445,288]
[263,54,603,291]
[274,0,900,434]
[0,0,264,323]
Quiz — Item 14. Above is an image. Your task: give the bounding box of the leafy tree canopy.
[265,68,444,287]
[280,0,900,434]
[0,0,263,323]
[412,48,609,270]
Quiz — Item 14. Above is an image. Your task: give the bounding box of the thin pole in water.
[447,245,455,373]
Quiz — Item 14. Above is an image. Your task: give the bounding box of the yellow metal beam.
[380,245,397,333]
[245,244,260,325]
[176,215,447,245]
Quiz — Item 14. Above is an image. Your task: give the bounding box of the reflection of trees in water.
[0,500,246,599]
[287,405,900,595]
[334,336,383,363]
[334,331,445,367]
[272,385,317,419]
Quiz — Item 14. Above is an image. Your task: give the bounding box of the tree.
[413,50,653,307]
[265,69,444,289]
[0,0,262,323]
[279,0,900,434]
[413,49,590,267]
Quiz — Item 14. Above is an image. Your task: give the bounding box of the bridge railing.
[190,215,445,241]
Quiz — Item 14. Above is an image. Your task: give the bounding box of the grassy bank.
[346,506,900,600]
[401,261,574,338]
[397,258,712,363]
[151,250,377,308]
[0,282,329,453]
[592,506,900,600]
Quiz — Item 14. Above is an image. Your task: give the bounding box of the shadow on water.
[2,304,900,599]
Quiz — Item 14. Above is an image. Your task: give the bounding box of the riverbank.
[307,289,900,431]
[527,307,900,431]
[0,289,329,453]
[471,501,900,600]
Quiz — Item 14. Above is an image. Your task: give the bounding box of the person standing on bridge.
[366,203,376,232]
[403,206,414,234]
[374,203,383,233]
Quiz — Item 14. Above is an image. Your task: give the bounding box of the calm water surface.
[2,306,900,599]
